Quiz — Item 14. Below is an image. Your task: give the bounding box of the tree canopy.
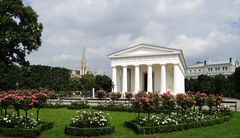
[0,0,43,66]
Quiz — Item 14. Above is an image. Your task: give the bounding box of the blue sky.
[24,0,240,76]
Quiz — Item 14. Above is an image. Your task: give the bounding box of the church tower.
[80,48,87,76]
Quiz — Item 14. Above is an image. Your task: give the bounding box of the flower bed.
[125,115,231,135]
[0,89,54,137]
[124,92,232,135]
[0,121,54,138]
[64,110,114,137]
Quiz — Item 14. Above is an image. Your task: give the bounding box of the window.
[211,68,213,71]
[199,69,201,71]
[222,67,225,70]
[225,67,228,70]
[190,70,192,72]
[215,67,217,71]
[218,67,220,71]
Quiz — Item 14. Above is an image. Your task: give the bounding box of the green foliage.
[125,115,231,135]
[69,77,81,91]
[232,67,240,99]
[0,121,54,138]
[81,73,96,92]
[185,72,240,99]
[67,100,90,110]
[64,125,114,137]
[70,110,110,128]
[0,64,70,91]
[95,74,112,92]
[0,0,43,66]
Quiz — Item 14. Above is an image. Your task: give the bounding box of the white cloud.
[24,0,240,76]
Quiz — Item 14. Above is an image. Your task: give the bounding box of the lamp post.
[112,82,114,92]
[16,82,19,90]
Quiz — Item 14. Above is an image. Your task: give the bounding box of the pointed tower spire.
[80,48,87,76]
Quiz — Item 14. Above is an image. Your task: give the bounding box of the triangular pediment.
[108,44,181,58]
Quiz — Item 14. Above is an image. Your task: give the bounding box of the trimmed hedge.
[0,121,54,138]
[64,125,114,137]
[67,105,90,110]
[92,105,170,114]
[44,104,69,108]
[125,116,231,135]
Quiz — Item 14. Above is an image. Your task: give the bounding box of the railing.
[222,100,237,111]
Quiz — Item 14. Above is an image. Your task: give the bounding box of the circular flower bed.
[64,110,114,137]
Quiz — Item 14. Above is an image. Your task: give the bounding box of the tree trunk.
[37,108,40,121]
[25,110,28,128]
[4,109,7,117]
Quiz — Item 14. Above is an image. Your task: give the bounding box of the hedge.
[64,125,114,137]
[125,115,231,135]
[0,121,54,138]
[91,105,169,114]
[67,105,90,110]
[44,104,69,108]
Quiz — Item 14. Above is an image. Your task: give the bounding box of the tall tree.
[0,0,43,66]
[80,73,96,92]
[95,74,112,92]
[232,67,240,98]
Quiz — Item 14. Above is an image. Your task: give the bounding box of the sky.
[23,0,240,76]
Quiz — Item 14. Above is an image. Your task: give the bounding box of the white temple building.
[108,44,187,94]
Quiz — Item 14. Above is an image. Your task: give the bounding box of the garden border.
[125,115,231,135]
[67,105,90,110]
[0,121,54,138]
[64,125,114,137]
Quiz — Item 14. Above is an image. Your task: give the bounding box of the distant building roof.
[188,58,238,68]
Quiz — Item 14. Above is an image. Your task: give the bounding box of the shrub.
[67,100,90,110]
[109,92,122,101]
[125,92,133,99]
[65,110,114,137]
[195,92,208,113]
[161,92,175,117]
[126,114,231,135]
[0,121,54,138]
[0,112,38,129]
[96,89,107,99]
[70,110,110,128]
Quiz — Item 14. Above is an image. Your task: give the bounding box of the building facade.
[108,44,187,94]
[186,58,239,79]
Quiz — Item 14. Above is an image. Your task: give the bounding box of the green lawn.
[4,108,240,138]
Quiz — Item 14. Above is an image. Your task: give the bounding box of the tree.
[95,74,112,92]
[0,0,43,66]
[69,77,81,91]
[197,75,213,93]
[80,73,96,92]
[213,74,228,94]
[232,67,240,98]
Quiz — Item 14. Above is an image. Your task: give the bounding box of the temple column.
[122,66,128,92]
[173,64,179,94]
[147,64,153,92]
[134,65,140,93]
[161,64,166,92]
[112,66,117,92]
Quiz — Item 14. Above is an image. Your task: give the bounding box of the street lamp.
[16,82,19,90]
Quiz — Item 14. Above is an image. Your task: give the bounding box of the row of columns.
[112,64,179,93]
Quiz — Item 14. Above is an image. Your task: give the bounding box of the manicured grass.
[3,108,240,138]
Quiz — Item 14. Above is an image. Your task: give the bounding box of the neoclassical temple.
[108,44,187,94]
